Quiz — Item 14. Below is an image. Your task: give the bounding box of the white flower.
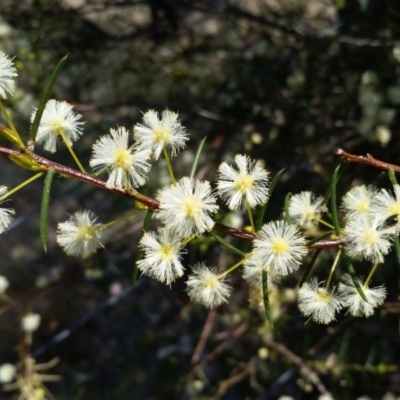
[298,278,343,324]
[288,191,327,229]
[216,154,270,210]
[90,126,151,189]
[0,51,17,99]
[242,257,279,287]
[0,363,16,384]
[338,273,386,317]
[252,221,307,277]
[371,185,400,225]
[21,312,41,332]
[343,216,397,263]
[32,99,84,153]
[341,185,376,220]
[186,263,231,308]
[133,109,188,160]
[156,177,218,237]
[137,229,185,285]
[0,186,15,234]
[0,276,9,293]
[57,210,105,259]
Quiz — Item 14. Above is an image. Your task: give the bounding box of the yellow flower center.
[160,244,174,260]
[389,203,400,216]
[235,175,254,194]
[182,195,203,218]
[317,288,332,303]
[76,226,95,243]
[361,228,379,245]
[203,275,219,290]
[113,148,132,169]
[153,126,171,143]
[271,238,289,255]
[49,118,66,135]
[356,199,370,213]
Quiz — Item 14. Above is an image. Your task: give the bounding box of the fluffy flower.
[57,210,105,259]
[0,276,9,293]
[216,154,270,210]
[186,263,231,308]
[0,51,17,99]
[0,186,15,234]
[155,177,218,237]
[32,99,84,153]
[137,229,185,285]
[90,126,151,189]
[21,313,41,332]
[298,278,343,324]
[288,191,327,229]
[370,184,400,226]
[133,109,188,160]
[343,216,397,263]
[341,185,376,220]
[252,220,307,277]
[338,273,386,317]
[0,363,16,384]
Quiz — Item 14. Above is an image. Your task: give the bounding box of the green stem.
[364,262,380,286]
[325,247,342,288]
[96,209,142,231]
[219,257,247,278]
[0,172,44,199]
[245,197,255,232]
[163,147,176,184]
[59,130,87,173]
[313,217,334,230]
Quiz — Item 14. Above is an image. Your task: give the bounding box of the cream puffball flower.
[156,177,218,237]
[21,313,41,332]
[341,185,376,220]
[0,51,17,99]
[343,216,397,263]
[137,229,185,285]
[371,184,400,225]
[186,263,231,308]
[0,363,16,384]
[298,278,343,324]
[57,210,105,259]
[288,191,327,229]
[252,220,307,277]
[32,99,84,153]
[216,154,270,210]
[133,109,188,160]
[0,276,9,293]
[90,126,151,190]
[0,186,15,234]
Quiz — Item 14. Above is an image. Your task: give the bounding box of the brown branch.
[336,148,400,173]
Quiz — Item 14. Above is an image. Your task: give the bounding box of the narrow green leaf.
[209,231,246,257]
[262,270,273,327]
[40,169,56,253]
[30,55,69,142]
[344,256,368,302]
[132,209,154,284]
[299,249,322,287]
[388,169,398,186]
[334,0,346,9]
[283,192,292,224]
[190,137,207,181]
[255,168,285,231]
[330,165,342,236]
[393,237,400,271]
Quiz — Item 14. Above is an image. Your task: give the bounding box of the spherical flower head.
[156,177,219,238]
[252,221,307,277]
[21,312,41,332]
[371,185,400,226]
[216,154,270,210]
[137,228,186,285]
[186,263,231,308]
[57,210,105,259]
[90,126,151,190]
[0,51,17,99]
[0,363,16,384]
[338,273,386,317]
[341,185,377,220]
[133,109,188,160]
[0,275,9,293]
[0,186,15,234]
[343,216,397,263]
[298,278,343,324]
[288,191,327,229]
[32,99,84,153]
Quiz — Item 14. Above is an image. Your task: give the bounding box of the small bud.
[0,363,16,383]
[21,313,41,332]
[0,276,9,293]
[9,153,43,171]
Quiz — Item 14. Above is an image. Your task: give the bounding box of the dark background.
[0,0,400,399]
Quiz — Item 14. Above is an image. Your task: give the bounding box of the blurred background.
[0,0,400,399]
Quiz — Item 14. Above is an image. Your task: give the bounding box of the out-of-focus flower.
[0,51,17,99]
